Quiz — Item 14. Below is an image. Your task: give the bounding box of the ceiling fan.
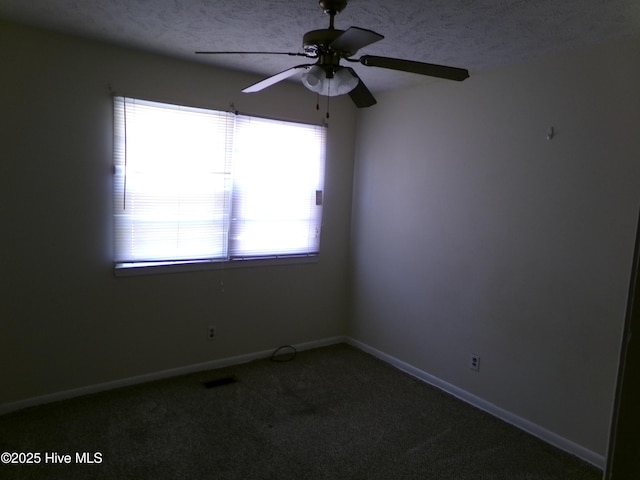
[196,0,469,108]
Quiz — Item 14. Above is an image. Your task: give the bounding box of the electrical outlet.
[470,353,480,371]
[208,325,216,340]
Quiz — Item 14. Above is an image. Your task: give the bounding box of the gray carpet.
[0,343,602,479]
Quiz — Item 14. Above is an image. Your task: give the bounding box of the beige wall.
[0,20,356,405]
[349,38,640,457]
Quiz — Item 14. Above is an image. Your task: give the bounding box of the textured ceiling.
[2,0,640,92]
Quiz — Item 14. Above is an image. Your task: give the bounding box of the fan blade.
[195,51,311,57]
[242,64,313,93]
[345,68,376,108]
[359,55,469,81]
[329,27,384,55]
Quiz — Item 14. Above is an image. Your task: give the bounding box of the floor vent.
[203,376,238,389]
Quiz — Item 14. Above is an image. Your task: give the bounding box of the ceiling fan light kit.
[302,65,359,96]
[196,0,469,108]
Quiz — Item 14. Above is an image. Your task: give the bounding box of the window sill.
[114,254,319,277]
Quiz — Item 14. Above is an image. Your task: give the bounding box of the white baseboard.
[346,337,605,470]
[0,336,346,416]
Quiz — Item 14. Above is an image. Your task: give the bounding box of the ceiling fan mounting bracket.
[318,0,348,16]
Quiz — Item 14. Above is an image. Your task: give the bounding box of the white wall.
[349,38,640,457]
[0,20,356,406]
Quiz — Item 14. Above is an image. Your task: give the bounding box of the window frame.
[112,96,327,275]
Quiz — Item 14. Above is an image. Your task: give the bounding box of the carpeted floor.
[0,343,602,479]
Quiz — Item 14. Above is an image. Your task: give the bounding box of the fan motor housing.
[303,28,344,55]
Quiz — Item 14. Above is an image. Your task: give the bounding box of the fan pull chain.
[316,93,320,111]
[326,81,331,119]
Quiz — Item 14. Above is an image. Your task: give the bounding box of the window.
[113,97,326,269]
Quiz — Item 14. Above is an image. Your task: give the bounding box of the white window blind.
[113,97,326,267]
[230,115,325,257]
